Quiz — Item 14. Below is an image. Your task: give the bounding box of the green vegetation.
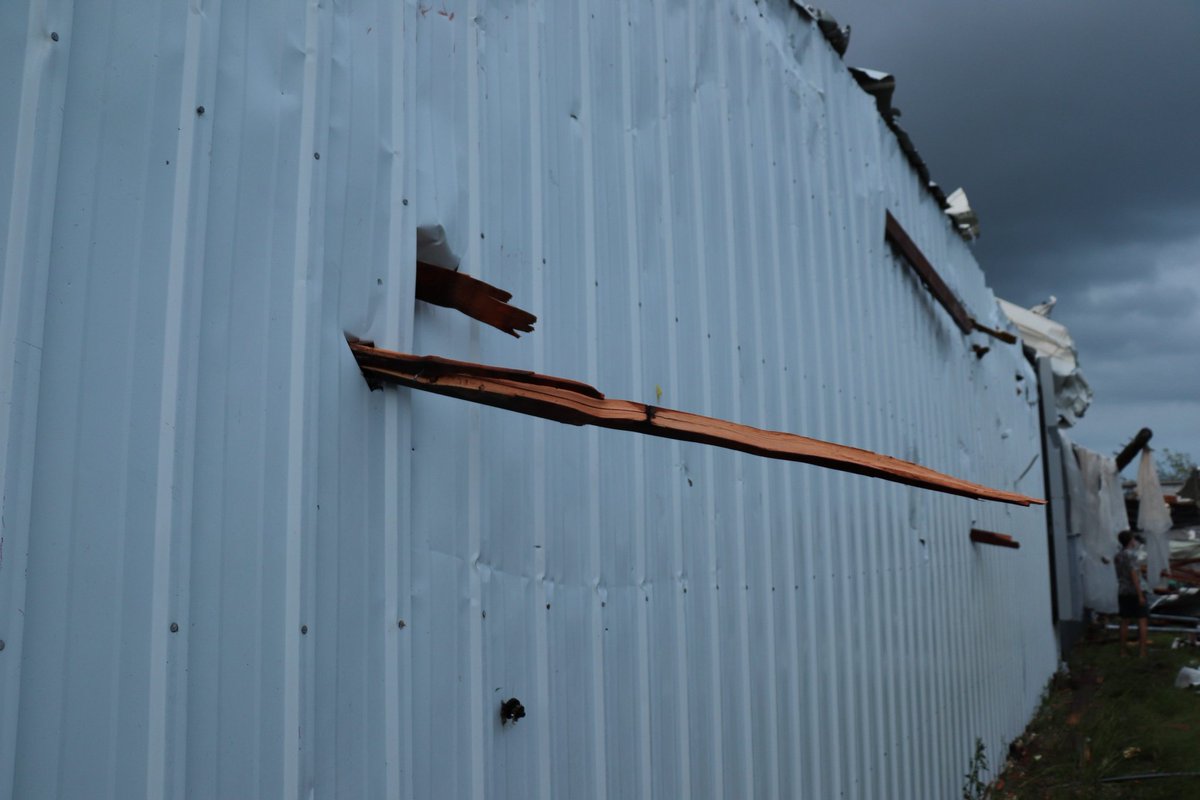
[963,737,990,800]
[1156,448,1197,482]
[994,632,1200,798]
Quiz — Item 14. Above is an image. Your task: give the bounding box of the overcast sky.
[817,0,1200,470]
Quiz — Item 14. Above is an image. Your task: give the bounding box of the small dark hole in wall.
[196,106,205,116]
[500,697,526,725]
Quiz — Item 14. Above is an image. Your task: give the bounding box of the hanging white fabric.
[1137,450,1173,590]
[1071,445,1124,613]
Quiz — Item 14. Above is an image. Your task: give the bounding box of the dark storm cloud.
[818,0,1200,459]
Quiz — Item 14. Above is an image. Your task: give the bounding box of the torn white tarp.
[1069,444,1128,613]
[998,298,1093,426]
[1057,429,1085,616]
[945,188,980,241]
[1137,450,1174,589]
[1176,667,1200,689]
[416,223,461,271]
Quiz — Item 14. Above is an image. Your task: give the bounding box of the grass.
[993,629,1200,799]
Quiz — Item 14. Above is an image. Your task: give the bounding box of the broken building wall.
[0,1,1055,798]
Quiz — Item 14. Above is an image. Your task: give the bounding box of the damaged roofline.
[790,2,972,237]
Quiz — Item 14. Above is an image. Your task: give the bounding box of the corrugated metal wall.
[0,0,1057,797]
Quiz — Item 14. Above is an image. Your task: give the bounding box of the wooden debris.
[885,211,1017,345]
[349,341,1044,507]
[1164,567,1200,586]
[415,261,537,337]
[971,319,1018,345]
[970,528,1021,549]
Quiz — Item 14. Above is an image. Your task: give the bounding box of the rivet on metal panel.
[301,625,308,635]
[402,198,408,206]
[313,152,320,160]
[481,610,486,619]
[545,603,550,610]
[500,697,526,725]
[50,32,59,41]
[377,278,382,286]
[195,106,205,115]
[170,623,179,633]
[397,619,406,629]
[0,640,5,651]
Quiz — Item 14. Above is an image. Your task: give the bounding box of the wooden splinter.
[415,260,537,338]
[969,528,1021,549]
[349,340,1044,508]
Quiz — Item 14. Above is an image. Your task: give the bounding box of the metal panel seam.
[660,0,695,793]
[616,3,654,795]
[283,1,323,795]
[146,3,207,795]
[526,2,554,797]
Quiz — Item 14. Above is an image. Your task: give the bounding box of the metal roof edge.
[788,1,973,237]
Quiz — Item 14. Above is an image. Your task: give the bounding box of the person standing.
[1115,530,1149,658]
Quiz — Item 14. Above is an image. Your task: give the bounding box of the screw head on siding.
[0,640,5,651]
[50,32,59,42]
[397,619,406,629]
[301,625,308,635]
[196,106,205,116]
[169,623,179,633]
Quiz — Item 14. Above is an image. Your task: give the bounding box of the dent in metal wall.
[0,0,1056,798]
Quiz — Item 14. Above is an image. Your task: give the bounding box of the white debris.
[998,297,1093,426]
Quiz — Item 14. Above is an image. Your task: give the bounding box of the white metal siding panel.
[1,0,1057,798]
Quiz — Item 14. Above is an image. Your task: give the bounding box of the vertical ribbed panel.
[0,0,1057,798]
